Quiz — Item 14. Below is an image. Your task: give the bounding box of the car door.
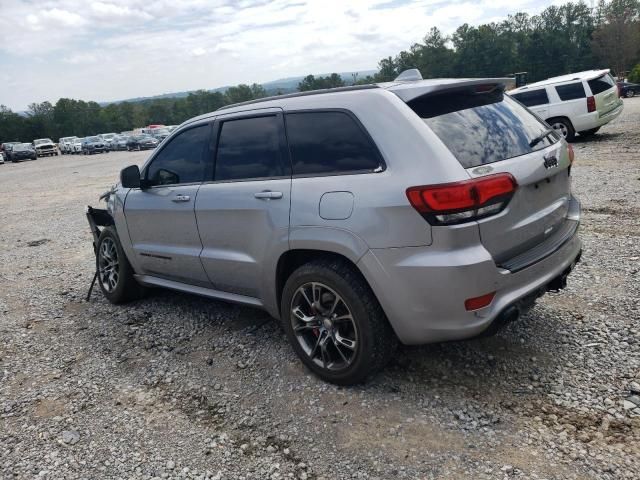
[123,122,214,287]
[195,110,291,300]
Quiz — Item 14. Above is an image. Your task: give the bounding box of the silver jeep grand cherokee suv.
[90,71,581,384]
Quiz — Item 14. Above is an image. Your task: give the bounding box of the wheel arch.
[275,249,372,318]
[545,115,575,129]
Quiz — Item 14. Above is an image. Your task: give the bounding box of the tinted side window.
[588,74,615,95]
[146,125,210,186]
[555,82,586,101]
[511,89,549,107]
[286,111,382,176]
[214,116,285,182]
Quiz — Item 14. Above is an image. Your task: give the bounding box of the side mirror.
[120,165,141,189]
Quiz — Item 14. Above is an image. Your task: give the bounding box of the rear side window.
[146,125,210,186]
[511,89,549,107]
[215,115,285,181]
[410,87,557,169]
[555,82,586,101]
[588,74,615,95]
[285,111,382,176]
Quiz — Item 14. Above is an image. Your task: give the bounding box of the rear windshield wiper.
[529,128,555,148]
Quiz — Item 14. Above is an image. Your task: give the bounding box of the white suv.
[508,69,623,141]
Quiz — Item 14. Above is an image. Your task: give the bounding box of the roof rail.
[394,69,423,81]
[216,84,380,111]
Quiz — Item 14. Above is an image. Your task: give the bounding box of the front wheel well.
[546,116,574,128]
[275,250,367,316]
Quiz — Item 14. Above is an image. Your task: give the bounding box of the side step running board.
[134,275,264,308]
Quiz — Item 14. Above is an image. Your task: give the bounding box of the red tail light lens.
[406,173,517,225]
[586,96,596,113]
[567,144,575,164]
[465,292,496,311]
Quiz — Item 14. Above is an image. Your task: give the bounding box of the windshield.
[34,139,52,145]
[87,136,100,142]
[409,87,558,168]
[102,134,116,139]
[14,144,31,151]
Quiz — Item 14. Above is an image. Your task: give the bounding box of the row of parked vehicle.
[58,126,178,155]
[0,125,179,164]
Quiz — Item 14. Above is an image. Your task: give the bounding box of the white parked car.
[71,138,84,154]
[98,133,118,150]
[508,69,623,141]
[58,136,78,154]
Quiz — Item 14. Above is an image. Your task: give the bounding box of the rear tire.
[96,227,145,304]
[627,90,635,98]
[280,258,397,385]
[548,117,575,142]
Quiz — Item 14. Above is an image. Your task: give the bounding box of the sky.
[0,0,561,111]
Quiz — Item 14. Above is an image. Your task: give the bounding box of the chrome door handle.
[254,191,283,199]
[172,194,191,202]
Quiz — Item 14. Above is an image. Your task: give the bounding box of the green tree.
[592,0,640,75]
[628,63,640,82]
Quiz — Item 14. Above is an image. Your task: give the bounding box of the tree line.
[1,0,638,143]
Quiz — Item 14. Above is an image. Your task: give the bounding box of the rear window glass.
[215,115,285,181]
[588,74,615,95]
[410,87,558,169]
[555,82,586,101]
[511,89,549,107]
[285,111,382,176]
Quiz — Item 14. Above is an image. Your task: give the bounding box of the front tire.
[280,259,396,385]
[96,227,145,304]
[548,117,575,142]
[626,90,635,98]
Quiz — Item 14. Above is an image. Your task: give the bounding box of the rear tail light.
[567,144,575,164]
[465,292,496,311]
[586,96,596,113]
[406,173,518,225]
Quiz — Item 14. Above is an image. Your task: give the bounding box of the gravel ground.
[1,100,639,480]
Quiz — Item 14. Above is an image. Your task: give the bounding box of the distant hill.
[100,70,377,106]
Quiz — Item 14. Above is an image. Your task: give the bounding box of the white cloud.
[64,53,99,64]
[0,0,559,110]
[40,8,87,27]
[190,47,207,57]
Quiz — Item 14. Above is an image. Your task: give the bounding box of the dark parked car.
[8,143,37,162]
[618,82,639,98]
[112,135,129,151]
[2,142,22,158]
[150,128,171,142]
[126,134,159,151]
[82,136,109,155]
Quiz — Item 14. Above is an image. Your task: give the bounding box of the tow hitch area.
[481,249,582,337]
[547,250,582,292]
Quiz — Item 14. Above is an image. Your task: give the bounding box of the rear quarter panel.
[286,90,471,250]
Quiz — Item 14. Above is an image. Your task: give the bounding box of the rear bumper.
[596,103,623,126]
[358,198,582,345]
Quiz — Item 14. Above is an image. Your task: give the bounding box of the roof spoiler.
[386,77,516,103]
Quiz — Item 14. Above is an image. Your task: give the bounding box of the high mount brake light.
[406,173,518,225]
